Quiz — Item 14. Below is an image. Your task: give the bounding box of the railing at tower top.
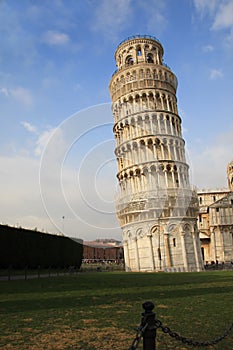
[117,35,162,48]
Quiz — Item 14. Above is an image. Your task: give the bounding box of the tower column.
[164,169,169,188]
[129,175,133,193]
[210,227,217,261]
[192,230,202,271]
[123,239,130,271]
[147,233,155,270]
[157,115,161,134]
[150,116,153,135]
[164,232,172,268]
[171,169,175,187]
[133,237,140,271]
[180,231,188,271]
[164,116,168,134]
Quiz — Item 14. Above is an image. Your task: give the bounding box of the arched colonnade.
[112,90,178,120]
[116,161,190,197]
[111,66,177,97]
[115,135,186,170]
[114,113,182,146]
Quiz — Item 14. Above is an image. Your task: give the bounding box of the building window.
[158,248,162,260]
[216,207,219,213]
[199,197,202,205]
[199,215,202,223]
[125,55,134,65]
[213,196,216,201]
[120,158,124,169]
[173,238,176,247]
[137,47,142,56]
[146,53,154,63]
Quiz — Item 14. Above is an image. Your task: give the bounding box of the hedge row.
[0,225,83,269]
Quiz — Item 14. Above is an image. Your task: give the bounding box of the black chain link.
[156,318,233,347]
[128,315,233,349]
[128,316,148,350]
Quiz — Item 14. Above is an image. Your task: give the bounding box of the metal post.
[142,301,156,350]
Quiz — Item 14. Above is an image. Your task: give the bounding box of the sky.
[0,0,233,241]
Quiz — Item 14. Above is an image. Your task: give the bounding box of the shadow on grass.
[1,283,233,314]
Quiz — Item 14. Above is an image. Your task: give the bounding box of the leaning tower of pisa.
[109,35,203,272]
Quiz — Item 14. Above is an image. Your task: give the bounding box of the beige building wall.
[197,175,233,264]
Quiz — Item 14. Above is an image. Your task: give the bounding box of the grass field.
[0,270,233,350]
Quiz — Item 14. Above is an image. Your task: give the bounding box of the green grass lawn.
[0,271,232,350]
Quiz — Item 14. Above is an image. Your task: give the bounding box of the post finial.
[142,301,155,313]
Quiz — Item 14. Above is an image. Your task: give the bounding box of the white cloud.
[212,1,233,30]
[202,44,214,52]
[0,150,120,240]
[35,128,56,157]
[189,128,233,189]
[91,0,168,41]
[0,2,39,66]
[139,0,168,34]
[0,86,33,106]
[92,0,132,39]
[193,0,233,47]
[193,0,217,15]
[11,87,33,106]
[0,155,48,229]
[0,87,9,97]
[209,68,223,79]
[21,121,38,134]
[225,28,233,46]
[20,123,60,158]
[0,154,68,235]
[150,14,167,34]
[41,77,60,89]
[43,30,70,45]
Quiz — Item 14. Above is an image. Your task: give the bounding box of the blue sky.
[0,0,233,240]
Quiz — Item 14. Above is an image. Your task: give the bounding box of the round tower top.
[114,35,164,71]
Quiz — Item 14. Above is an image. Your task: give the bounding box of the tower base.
[122,221,204,273]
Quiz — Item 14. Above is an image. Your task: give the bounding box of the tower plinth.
[109,35,203,272]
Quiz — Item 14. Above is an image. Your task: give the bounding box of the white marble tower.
[109,35,203,272]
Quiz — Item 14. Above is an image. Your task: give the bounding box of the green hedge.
[0,225,83,269]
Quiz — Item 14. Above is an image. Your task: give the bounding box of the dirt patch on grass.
[157,304,169,309]
[1,326,132,350]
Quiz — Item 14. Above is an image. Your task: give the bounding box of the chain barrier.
[128,315,148,350]
[128,302,233,349]
[156,318,233,347]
